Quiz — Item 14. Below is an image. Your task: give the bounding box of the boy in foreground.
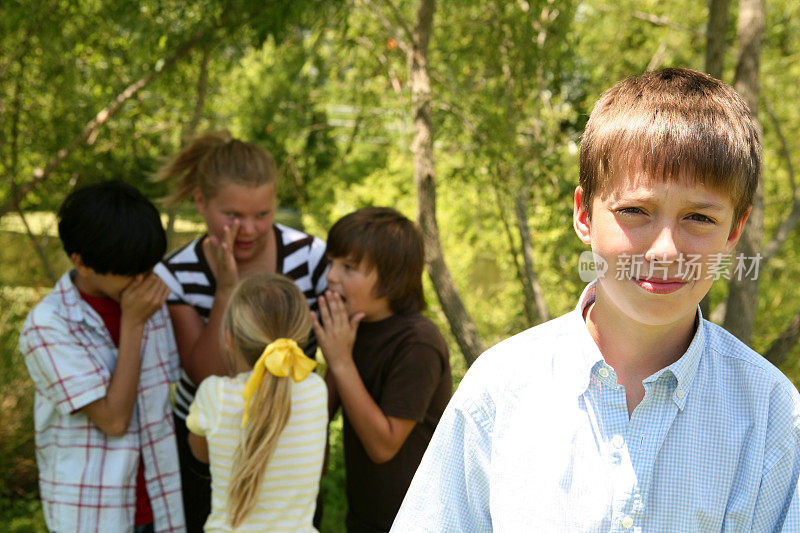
[311,207,452,532]
[392,68,800,531]
[20,181,184,532]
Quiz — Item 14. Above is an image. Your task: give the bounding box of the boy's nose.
[326,264,339,284]
[646,226,680,262]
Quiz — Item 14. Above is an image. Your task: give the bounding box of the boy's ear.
[70,253,88,273]
[724,206,752,253]
[573,186,592,245]
[193,188,206,216]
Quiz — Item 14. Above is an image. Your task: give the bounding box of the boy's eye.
[687,213,715,224]
[616,207,645,216]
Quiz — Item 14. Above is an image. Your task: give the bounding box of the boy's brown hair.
[579,67,760,226]
[326,207,426,315]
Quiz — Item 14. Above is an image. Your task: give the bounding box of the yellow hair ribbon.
[241,338,316,427]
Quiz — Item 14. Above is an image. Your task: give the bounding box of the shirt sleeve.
[153,261,187,306]
[308,236,329,301]
[186,377,217,437]
[751,429,800,531]
[19,309,109,415]
[379,342,444,422]
[157,304,181,383]
[391,379,494,532]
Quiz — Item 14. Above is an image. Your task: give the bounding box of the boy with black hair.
[20,181,185,532]
[393,68,800,531]
[311,207,452,532]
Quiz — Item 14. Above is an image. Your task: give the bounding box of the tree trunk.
[514,180,550,323]
[705,0,730,79]
[700,0,731,319]
[409,0,483,365]
[765,312,800,367]
[721,0,765,345]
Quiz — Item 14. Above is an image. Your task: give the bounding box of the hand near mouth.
[203,219,240,292]
[311,290,365,372]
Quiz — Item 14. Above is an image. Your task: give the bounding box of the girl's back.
[188,371,327,532]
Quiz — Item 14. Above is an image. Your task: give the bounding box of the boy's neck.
[585,289,697,413]
[72,271,111,301]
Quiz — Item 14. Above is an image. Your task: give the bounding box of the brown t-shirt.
[343,312,451,533]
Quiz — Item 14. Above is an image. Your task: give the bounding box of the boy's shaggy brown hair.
[579,67,760,226]
[326,207,426,315]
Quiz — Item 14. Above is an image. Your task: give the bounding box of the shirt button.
[611,435,624,448]
[622,515,634,529]
[676,388,685,399]
[598,367,610,378]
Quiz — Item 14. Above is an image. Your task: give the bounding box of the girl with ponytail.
[153,132,328,530]
[185,273,327,531]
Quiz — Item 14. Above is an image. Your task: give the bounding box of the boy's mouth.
[634,278,688,294]
[329,289,347,303]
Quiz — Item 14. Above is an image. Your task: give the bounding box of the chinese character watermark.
[577,253,761,282]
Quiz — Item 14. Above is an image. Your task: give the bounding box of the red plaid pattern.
[19,271,185,532]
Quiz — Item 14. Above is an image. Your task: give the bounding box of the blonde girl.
[153,131,328,530]
[185,273,327,531]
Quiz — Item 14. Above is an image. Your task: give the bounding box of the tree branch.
[380,0,415,45]
[361,0,412,54]
[631,10,704,37]
[14,205,57,283]
[0,25,216,221]
[595,5,703,37]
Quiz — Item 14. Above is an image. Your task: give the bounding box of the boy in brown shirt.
[312,207,451,533]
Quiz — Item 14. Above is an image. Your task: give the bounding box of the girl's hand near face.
[203,219,240,292]
[311,291,365,372]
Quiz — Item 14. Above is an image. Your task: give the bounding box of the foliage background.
[2,0,799,530]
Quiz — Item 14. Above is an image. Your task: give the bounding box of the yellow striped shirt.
[186,372,327,532]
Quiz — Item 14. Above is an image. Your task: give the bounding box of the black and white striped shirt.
[154,223,329,418]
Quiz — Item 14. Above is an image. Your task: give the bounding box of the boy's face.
[326,256,392,322]
[194,183,276,264]
[573,172,749,328]
[71,254,137,302]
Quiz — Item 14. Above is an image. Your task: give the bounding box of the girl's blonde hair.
[221,273,312,528]
[157,130,278,206]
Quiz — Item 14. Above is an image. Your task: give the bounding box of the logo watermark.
[578,251,609,282]
[578,252,761,282]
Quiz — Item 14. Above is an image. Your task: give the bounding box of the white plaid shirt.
[393,283,800,532]
[19,271,185,532]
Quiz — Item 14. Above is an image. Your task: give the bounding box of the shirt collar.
[54,270,103,329]
[569,281,705,410]
[642,310,705,410]
[566,282,606,397]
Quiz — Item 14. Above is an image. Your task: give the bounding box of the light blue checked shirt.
[392,284,800,532]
